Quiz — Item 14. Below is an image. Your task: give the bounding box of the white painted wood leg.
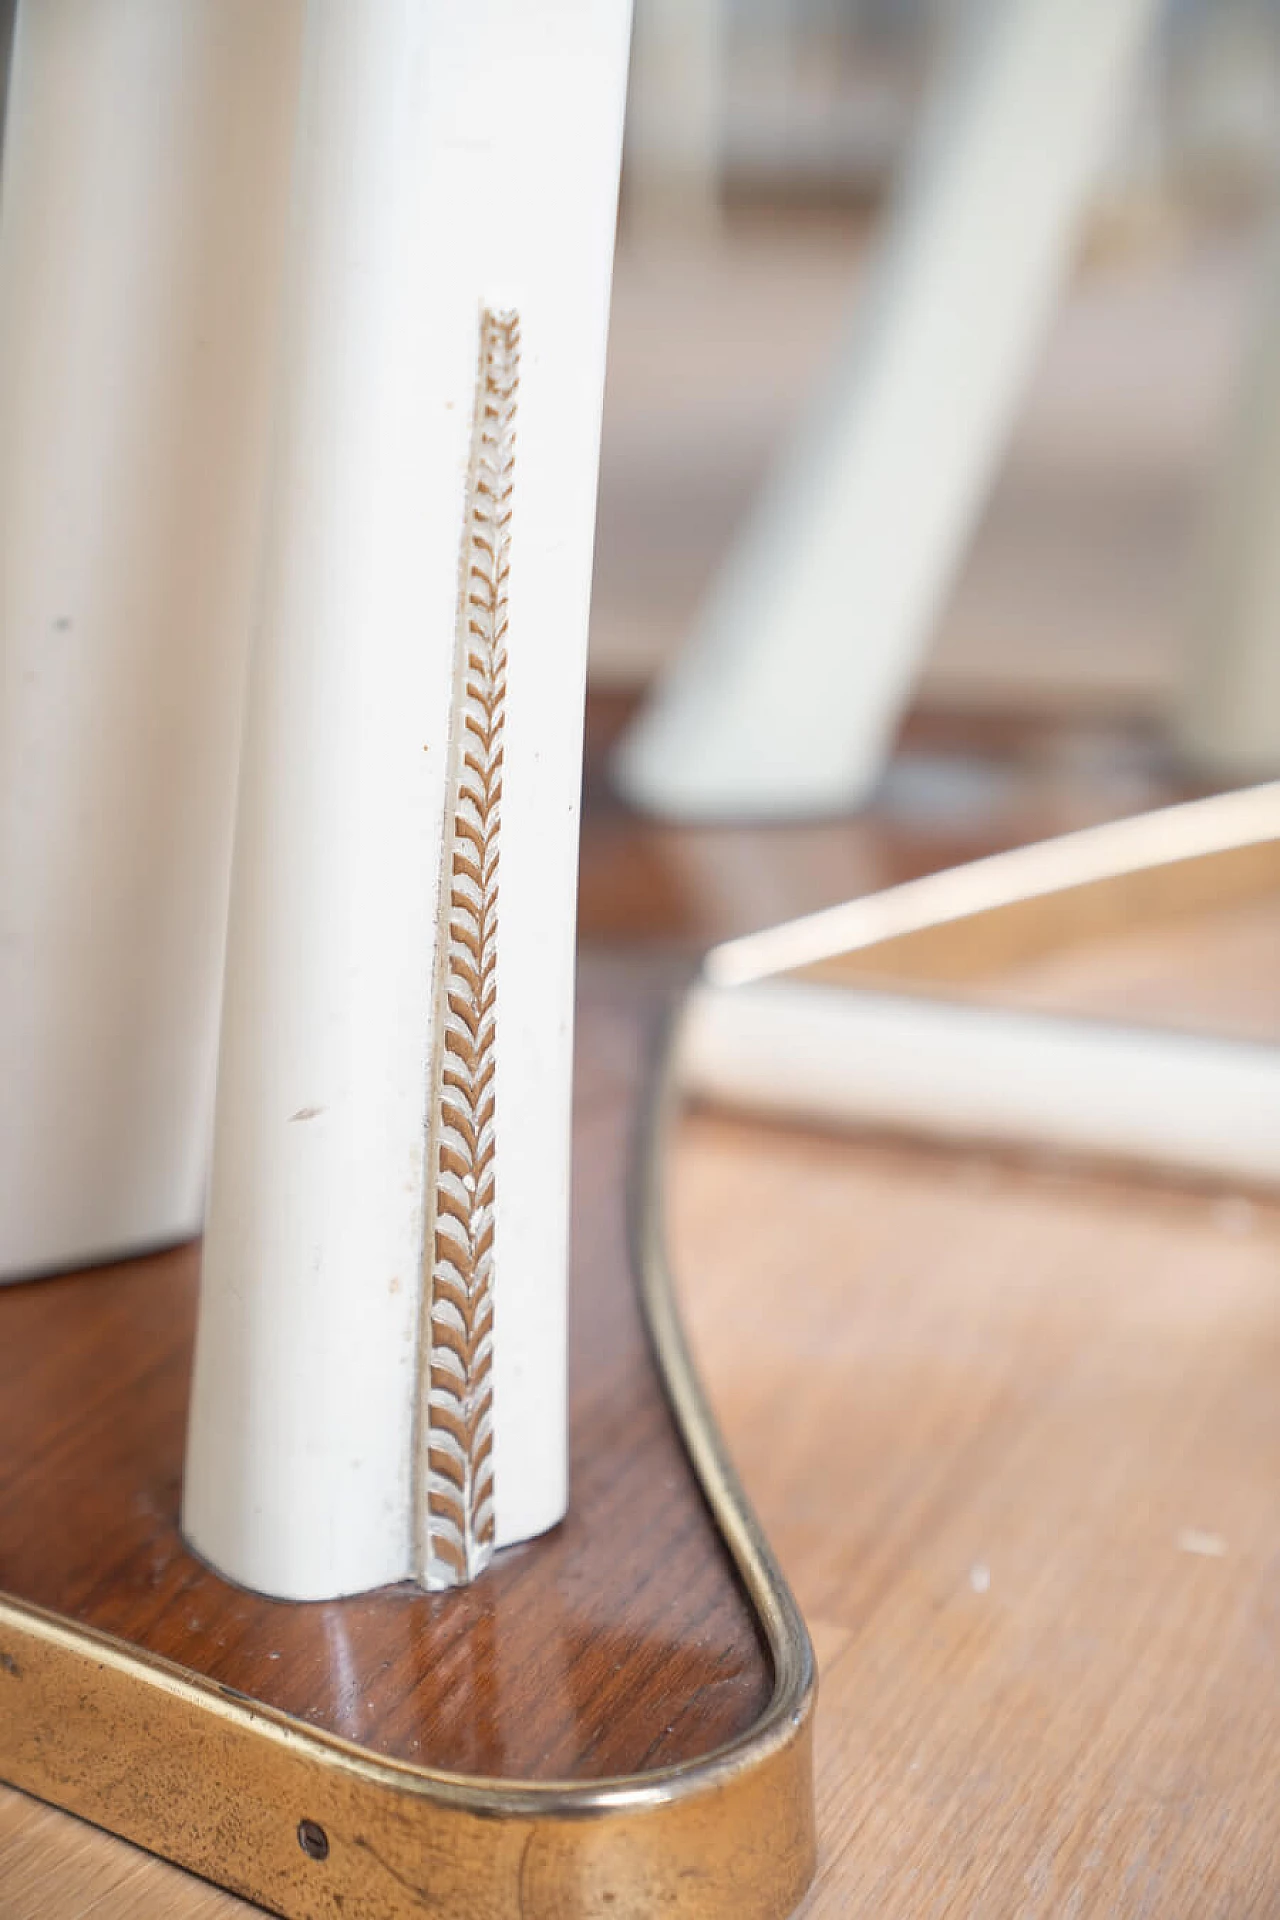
[0,0,302,1279]
[625,0,725,232]
[182,0,633,1600]
[614,0,1159,821]
[1172,219,1280,780]
[681,979,1280,1189]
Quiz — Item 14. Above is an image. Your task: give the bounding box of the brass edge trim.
[707,780,1280,989]
[0,986,817,1916]
[634,995,819,1735]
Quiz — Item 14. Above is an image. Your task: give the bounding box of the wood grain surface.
[4,703,1278,1916]
[0,960,769,1793]
[675,891,1280,1918]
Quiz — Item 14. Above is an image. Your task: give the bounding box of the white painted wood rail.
[0,0,302,1279]
[614,0,1159,821]
[182,0,633,1599]
[682,981,1280,1189]
[682,784,1280,1186]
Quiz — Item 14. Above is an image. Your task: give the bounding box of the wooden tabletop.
[678,1110,1280,1916]
[5,706,1278,1917]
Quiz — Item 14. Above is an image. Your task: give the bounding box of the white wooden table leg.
[182,0,633,1600]
[614,0,1159,822]
[625,0,725,233]
[1172,218,1280,780]
[0,0,302,1278]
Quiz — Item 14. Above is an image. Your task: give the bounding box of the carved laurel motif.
[418,308,519,1589]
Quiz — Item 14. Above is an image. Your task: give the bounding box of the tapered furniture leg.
[0,0,302,1278]
[183,0,633,1600]
[1173,219,1280,780]
[614,0,1158,821]
[625,0,725,232]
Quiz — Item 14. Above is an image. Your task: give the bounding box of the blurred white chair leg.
[681,980,1280,1191]
[614,0,1160,822]
[1172,218,1280,781]
[625,0,724,234]
[0,0,302,1279]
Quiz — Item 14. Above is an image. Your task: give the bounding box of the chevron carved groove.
[417,308,519,1589]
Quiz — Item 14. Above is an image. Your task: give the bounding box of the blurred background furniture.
[611,0,1280,818]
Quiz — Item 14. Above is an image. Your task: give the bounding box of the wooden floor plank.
[673,926,1280,1916]
[0,1787,254,1918]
